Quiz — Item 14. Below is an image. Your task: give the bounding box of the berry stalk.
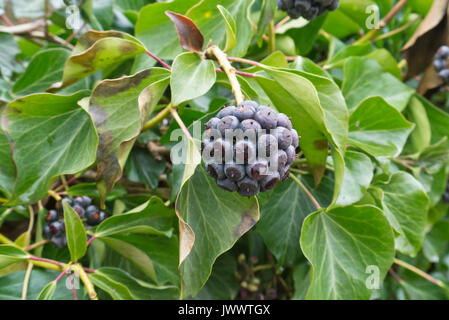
[206,45,245,105]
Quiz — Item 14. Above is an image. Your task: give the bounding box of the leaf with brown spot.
[62,31,147,87]
[166,11,204,54]
[88,68,170,205]
[175,165,259,298]
[402,0,449,81]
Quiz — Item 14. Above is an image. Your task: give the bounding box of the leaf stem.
[227,56,263,67]
[355,0,410,45]
[170,108,193,140]
[268,20,276,53]
[206,45,244,105]
[393,258,446,288]
[141,103,173,132]
[75,264,98,300]
[388,268,403,284]
[25,239,51,252]
[47,190,61,201]
[53,174,78,193]
[86,235,96,248]
[145,50,172,70]
[21,262,33,300]
[54,263,72,283]
[289,173,321,210]
[275,16,290,30]
[373,15,421,42]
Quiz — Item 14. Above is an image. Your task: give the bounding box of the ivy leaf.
[0,33,21,80]
[37,281,56,300]
[62,30,146,87]
[257,174,334,266]
[63,200,87,262]
[176,165,259,298]
[0,245,28,269]
[90,267,178,300]
[89,68,170,204]
[217,5,237,52]
[406,96,431,155]
[348,97,414,158]
[300,205,395,300]
[94,197,175,238]
[342,57,414,111]
[0,128,15,199]
[170,52,216,106]
[370,172,429,256]
[12,48,70,96]
[125,148,166,190]
[423,219,449,263]
[135,0,198,60]
[166,11,204,53]
[1,91,97,206]
[336,150,373,206]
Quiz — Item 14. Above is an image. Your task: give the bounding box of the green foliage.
[0,0,449,302]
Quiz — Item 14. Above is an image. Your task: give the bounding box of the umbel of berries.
[434,45,449,83]
[202,101,299,197]
[43,196,106,248]
[276,0,340,21]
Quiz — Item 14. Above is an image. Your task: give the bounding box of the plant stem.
[142,103,173,132]
[252,264,274,272]
[388,268,403,284]
[145,50,172,70]
[53,174,78,192]
[47,190,61,201]
[0,208,13,229]
[393,258,446,288]
[54,263,72,283]
[170,108,193,140]
[28,256,64,270]
[227,56,263,68]
[355,0,410,45]
[373,16,421,42]
[275,16,290,30]
[25,239,51,252]
[21,262,33,300]
[69,274,78,300]
[86,235,96,248]
[75,264,98,300]
[268,20,276,53]
[206,45,244,105]
[289,173,321,210]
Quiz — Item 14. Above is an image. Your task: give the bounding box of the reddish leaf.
[166,11,204,54]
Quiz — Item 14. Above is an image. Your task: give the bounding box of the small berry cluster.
[202,101,299,197]
[44,196,106,248]
[276,0,339,20]
[434,45,449,82]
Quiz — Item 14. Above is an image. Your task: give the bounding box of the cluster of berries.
[276,0,339,20]
[434,45,449,82]
[44,196,106,248]
[201,101,299,197]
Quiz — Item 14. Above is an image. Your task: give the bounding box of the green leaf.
[348,97,414,157]
[0,32,21,80]
[99,236,157,283]
[90,267,178,300]
[217,5,237,52]
[12,48,70,96]
[257,174,334,266]
[370,172,429,256]
[125,148,166,189]
[171,52,216,106]
[0,269,84,300]
[416,94,449,144]
[94,197,175,238]
[0,128,16,199]
[423,219,449,263]
[176,165,259,298]
[63,200,87,261]
[89,68,170,204]
[336,150,373,206]
[292,263,311,300]
[62,30,146,87]
[37,281,56,300]
[406,96,431,155]
[1,91,97,205]
[196,253,239,300]
[0,245,28,269]
[300,205,395,300]
[342,57,414,111]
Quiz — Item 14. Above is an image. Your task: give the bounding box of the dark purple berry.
[246,159,269,181]
[261,172,280,191]
[72,204,85,218]
[206,163,225,180]
[45,210,58,223]
[205,117,220,130]
[224,163,246,181]
[217,106,237,118]
[241,119,262,132]
[237,177,260,197]
[254,108,277,130]
[277,113,292,130]
[216,178,238,192]
[275,127,293,150]
[217,116,240,135]
[286,145,297,164]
